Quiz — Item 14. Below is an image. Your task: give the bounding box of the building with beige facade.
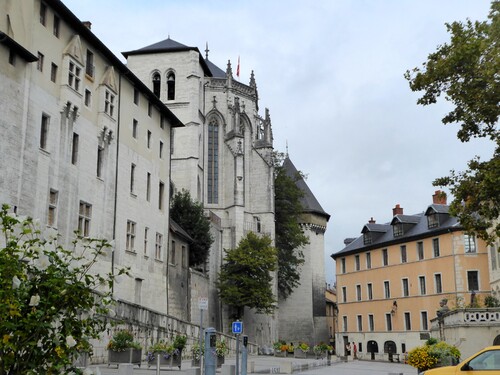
[331,191,490,360]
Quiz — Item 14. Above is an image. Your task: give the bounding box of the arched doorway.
[384,340,397,362]
[493,335,500,345]
[367,340,379,360]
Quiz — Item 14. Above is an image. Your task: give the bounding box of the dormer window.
[393,223,404,237]
[427,213,439,229]
[167,72,175,100]
[363,232,372,245]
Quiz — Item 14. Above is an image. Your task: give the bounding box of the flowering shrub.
[408,340,460,371]
[0,204,127,375]
[107,330,141,352]
[297,342,310,352]
[192,342,204,360]
[215,339,229,357]
[273,340,288,352]
[146,340,179,362]
[313,343,333,354]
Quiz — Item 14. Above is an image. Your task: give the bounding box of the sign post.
[232,321,243,375]
[199,297,208,375]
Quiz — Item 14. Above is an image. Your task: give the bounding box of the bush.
[107,330,141,352]
[0,204,126,374]
[408,340,460,371]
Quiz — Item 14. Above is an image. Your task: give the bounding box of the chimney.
[432,190,447,205]
[82,21,92,29]
[368,217,376,224]
[392,204,403,216]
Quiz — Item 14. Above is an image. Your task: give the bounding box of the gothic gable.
[63,35,84,65]
[100,66,117,93]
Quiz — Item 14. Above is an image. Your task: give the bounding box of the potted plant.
[215,339,229,367]
[313,343,332,359]
[171,334,187,369]
[191,342,204,367]
[294,342,310,359]
[273,340,288,357]
[107,330,142,367]
[146,340,180,369]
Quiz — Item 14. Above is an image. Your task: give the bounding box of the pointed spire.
[226,59,233,77]
[205,42,209,60]
[286,140,289,158]
[249,70,256,88]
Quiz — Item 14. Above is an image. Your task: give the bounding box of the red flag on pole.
[236,56,240,78]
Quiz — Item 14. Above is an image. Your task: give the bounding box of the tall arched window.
[207,118,219,204]
[167,72,175,100]
[152,72,161,98]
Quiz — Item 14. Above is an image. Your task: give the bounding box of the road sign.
[198,297,208,310]
[232,321,243,334]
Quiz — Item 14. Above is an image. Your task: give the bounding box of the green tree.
[216,232,277,319]
[0,204,126,375]
[405,1,500,244]
[170,190,213,267]
[274,152,309,299]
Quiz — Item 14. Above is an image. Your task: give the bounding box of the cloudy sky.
[63,0,494,284]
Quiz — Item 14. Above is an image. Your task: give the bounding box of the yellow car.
[422,346,500,374]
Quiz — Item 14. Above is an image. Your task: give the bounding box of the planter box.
[147,353,182,369]
[274,350,287,357]
[217,355,225,368]
[294,348,308,359]
[192,358,201,367]
[108,348,142,367]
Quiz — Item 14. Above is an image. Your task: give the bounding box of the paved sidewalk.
[83,355,415,375]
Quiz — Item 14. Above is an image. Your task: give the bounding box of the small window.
[419,276,426,295]
[402,278,409,297]
[159,141,164,159]
[132,119,138,139]
[182,245,187,268]
[382,248,388,266]
[467,270,479,291]
[342,286,347,303]
[134,278,142,305]
[147,130,152,148]
[104,90,115,117]
[167,72,175,100]
[428,213,439,229]
[393,223,403,237]
[356,284,361,301]
[433,238,440,257]
[146,172,151,202]
[48,189,58,227]
[96,147,104,178]
[130,164,136,194]
[342,316,348,332]
[78,201,92,237]
[37,52,44,72]
[85,50,94,77]
[68,61,81,92]
[148,102,153,117]
[400,245,407,263]
[40,2,47,25]
[421,311,428,331]
[126,220,136,252]
[155,232,163,260]
[435,274,443,294]
[84,89,91,107]
[366,252,371,269]
[417,241,424,260]
[170,240,176,265]
[404,312,411,331]
[368,314,374,331]
[363,232,372,245]
[355,255,360,271]
[152,73,161,98]
[384,280,390,298]
[341,258,346,274]
[367,283,373,300]
[158,181,164,210]
[385,313,392,331]
[134,88,139,105]
[464,234,477,253]
[143,227,149,256]
[357,315,363,332]
[71,133,79,164]
[53,15,60,37]
[40,114,49,149]
[50,63,58,82]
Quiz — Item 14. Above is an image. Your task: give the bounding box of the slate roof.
[170,219,193,243]
[122,37,213,77]
[205,58,226,78]
[282,157,330,221]
[332,208,461,259]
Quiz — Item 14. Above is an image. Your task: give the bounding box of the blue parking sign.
[232,321,243,334]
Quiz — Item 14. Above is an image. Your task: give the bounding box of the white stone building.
[123,38,277,345]
[0,0,183,314]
